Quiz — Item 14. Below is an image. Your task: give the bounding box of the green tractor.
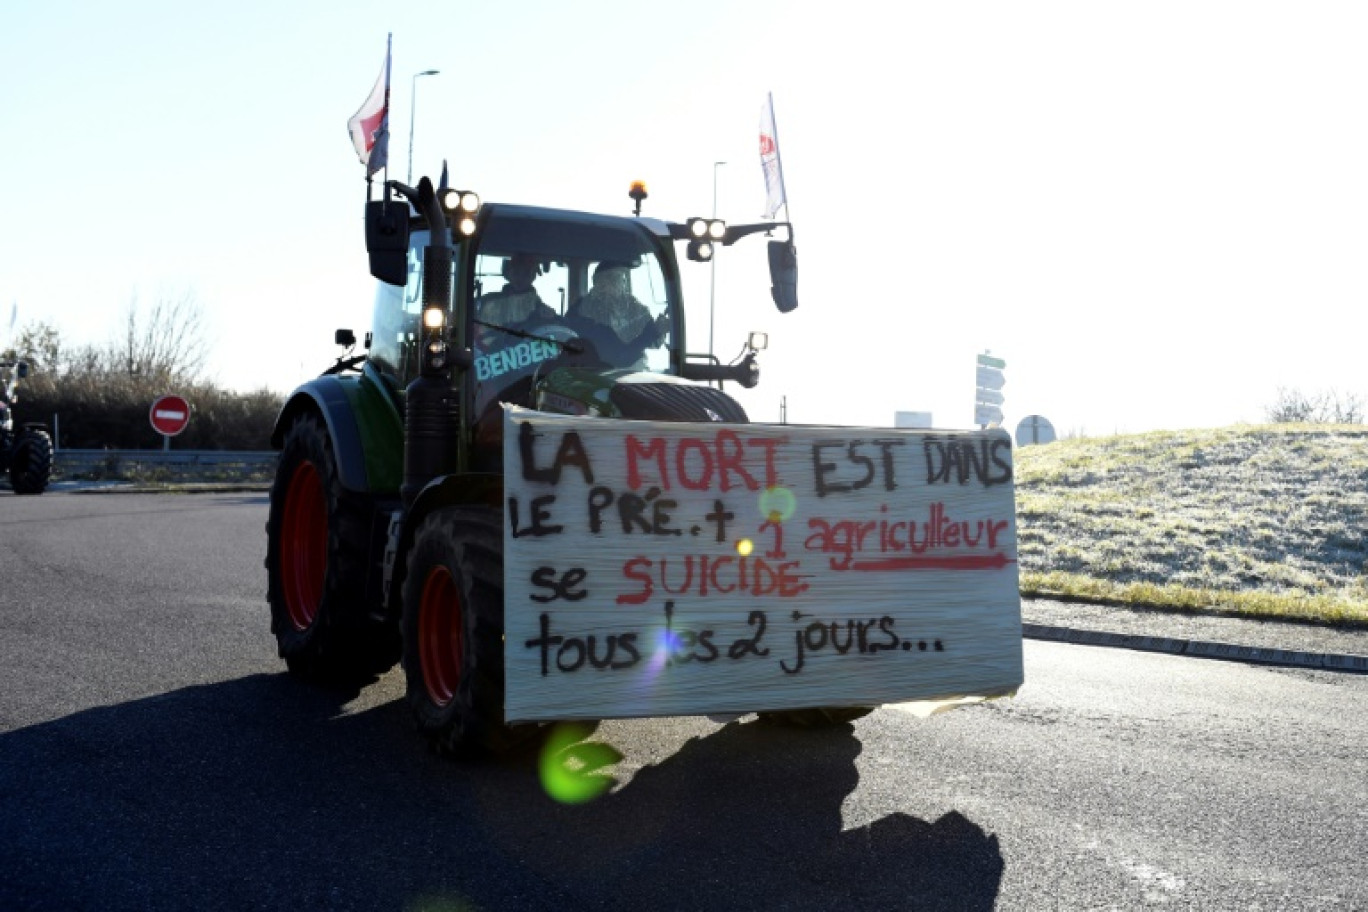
[265,174,818,752]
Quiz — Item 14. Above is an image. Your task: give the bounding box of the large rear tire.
[401,506,527,755]
[9,428,53,495]
[265,411,398,682]
[756,706,875,728]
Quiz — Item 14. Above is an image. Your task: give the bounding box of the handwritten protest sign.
[502,407,1023,722]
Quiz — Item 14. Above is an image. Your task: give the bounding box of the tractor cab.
[466,205,679,413]
[359,177,796,474]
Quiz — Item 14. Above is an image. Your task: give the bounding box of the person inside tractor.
[475,253,561,344]
[564,260,669,371]
[470,250,579,418]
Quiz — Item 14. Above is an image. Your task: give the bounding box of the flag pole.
[382,32,392,188]
[376,32,392,195]
[768,92,792,223]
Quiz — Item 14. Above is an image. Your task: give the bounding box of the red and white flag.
[759,92,787,220]
[347,35,392,177]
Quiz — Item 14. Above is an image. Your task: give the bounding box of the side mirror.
[768,240,798,313]
[365,200,411,286]
[335,329,356,348]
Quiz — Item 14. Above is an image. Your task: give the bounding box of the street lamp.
[407,69,440,185]
[709,160,726,357]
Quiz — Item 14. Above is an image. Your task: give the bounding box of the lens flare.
[539,721,622,804]
[758,485,797,523]
[652,628,683,669]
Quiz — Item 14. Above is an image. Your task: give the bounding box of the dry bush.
[11,371,283,450]
[1265,387,1364,424]
[5,311,283,450]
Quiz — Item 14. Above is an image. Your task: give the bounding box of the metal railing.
[54,449,277,482]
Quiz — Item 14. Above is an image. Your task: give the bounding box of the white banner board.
[502,408,1022,723]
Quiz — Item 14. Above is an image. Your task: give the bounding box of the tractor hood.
[534,368,750,424]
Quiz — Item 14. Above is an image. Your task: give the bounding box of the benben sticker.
[475,339,561,382]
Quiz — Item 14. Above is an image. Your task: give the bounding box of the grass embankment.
[1015,424,1368,627]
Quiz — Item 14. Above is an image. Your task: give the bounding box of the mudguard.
[271,371,403,493]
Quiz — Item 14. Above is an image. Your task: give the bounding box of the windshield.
[470,208,674,417]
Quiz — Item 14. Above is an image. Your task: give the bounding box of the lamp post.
[407,69,440,185]
[709,160,726,357]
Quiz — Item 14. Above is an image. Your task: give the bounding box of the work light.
[687,217,726,240]
[440,189,481,237]
[440,189,480,213]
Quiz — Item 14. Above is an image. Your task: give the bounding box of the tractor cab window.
[470,209,674,418]
[564,258,671,375]
[368,240,429,391]
[473,252,570,352]
[470,252,575,408]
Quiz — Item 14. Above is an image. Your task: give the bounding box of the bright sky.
[4,1,1366,437]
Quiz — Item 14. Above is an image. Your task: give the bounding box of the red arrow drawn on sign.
[850,552,1015,572]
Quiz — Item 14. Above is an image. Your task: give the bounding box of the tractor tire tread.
[266,412,399,684]
[9,428,53,495]
[402,507,538,757]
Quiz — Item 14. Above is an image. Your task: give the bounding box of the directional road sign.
[975,404,1004,427]
[975,365,1006,391]
[149,395,191,437]
[974,353,1006,427]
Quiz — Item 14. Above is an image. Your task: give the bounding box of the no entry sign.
[149,395,191,437]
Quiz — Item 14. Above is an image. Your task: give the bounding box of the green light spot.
[539,722,623,805]
[758,486,797,523]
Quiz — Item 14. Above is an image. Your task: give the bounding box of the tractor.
[265,173,821,750]
[0,360,54,495]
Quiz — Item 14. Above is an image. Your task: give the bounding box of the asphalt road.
[2,492,1366,910]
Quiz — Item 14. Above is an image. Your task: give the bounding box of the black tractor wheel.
[756,706,876,728]
[9,428,53,495]
[401,506,528,755]
[265,411,398,682]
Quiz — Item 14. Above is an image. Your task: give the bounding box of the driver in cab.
[476,254,560,341]
[472,253,574,385]
[565,261,668,369]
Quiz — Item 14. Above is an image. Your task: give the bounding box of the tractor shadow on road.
[0,673,1004,911]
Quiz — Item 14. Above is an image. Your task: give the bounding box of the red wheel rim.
[280,461,327,631]
[419,565,463,707]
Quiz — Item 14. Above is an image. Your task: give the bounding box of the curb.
[50,482,271,494]
[1022,623,1368,675]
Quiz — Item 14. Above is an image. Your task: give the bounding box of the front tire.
[401,507,522,754]
[9,428,53,495]
[265,411,398,682]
